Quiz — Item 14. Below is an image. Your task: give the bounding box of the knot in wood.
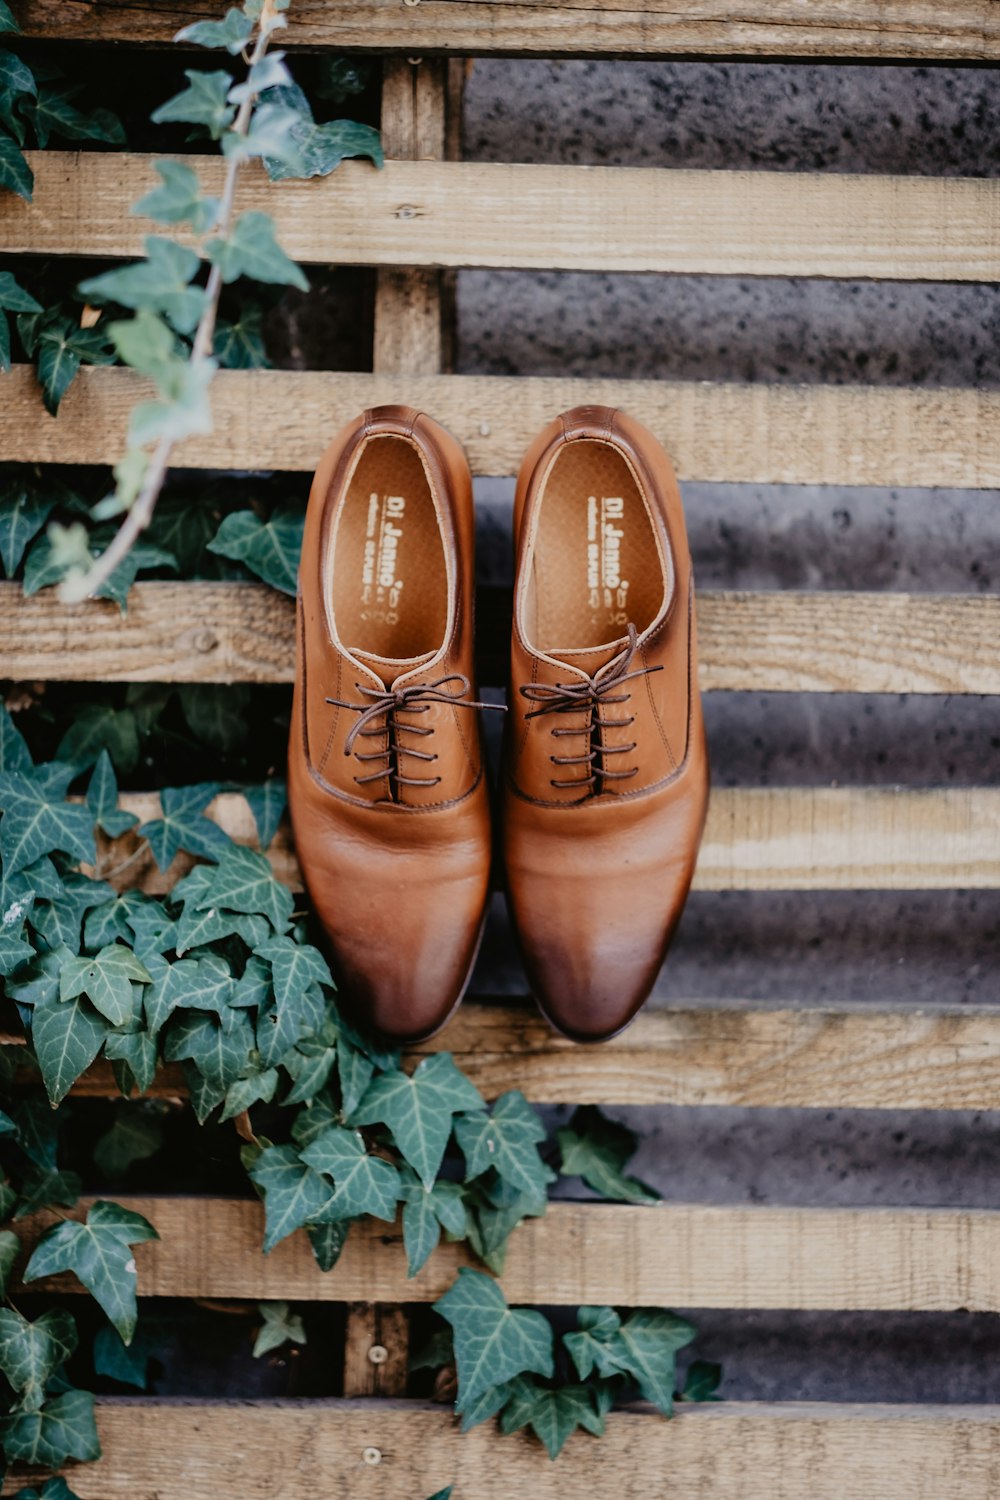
[192,628,218,654]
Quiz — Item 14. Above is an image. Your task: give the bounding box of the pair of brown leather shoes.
[288,405,709,1044]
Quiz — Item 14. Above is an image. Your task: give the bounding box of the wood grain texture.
[6,364,999,489]
[12,1000,1000,1111]
[18,1196,1000,1311]
[8,154,1000,281]
[343,1305,410,1397]
[14,0,1000,61]
[2,580,998,694]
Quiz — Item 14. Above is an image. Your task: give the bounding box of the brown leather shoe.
[288,406,494,1043]
[502,406,709,1042]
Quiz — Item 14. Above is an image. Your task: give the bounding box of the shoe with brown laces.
[288,405,497,1043]
[502,406,709,1041]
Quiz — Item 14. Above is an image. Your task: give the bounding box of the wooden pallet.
[2,7,999,1496]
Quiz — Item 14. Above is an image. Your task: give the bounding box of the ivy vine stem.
[58,10,278,606]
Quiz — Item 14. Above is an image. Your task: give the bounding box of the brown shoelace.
[327,673,503,795]
[518,623,662,794]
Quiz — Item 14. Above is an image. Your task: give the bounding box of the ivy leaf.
[83,890,148,951]
[7,944,67,1010]
[456,1380,514,1433]
[227,102,303,168]
[133,159,219,233]
[186,843,293,930]
[0,134,32,200]
[283,1040,337,1105]
[15,1166,81,1217]
[0,51,33,97]
[0,703,31,771]
[306,1219,350,1273]
[262,83,382,181]
[0,1229,19,1297]
[61,944,152,1027]
[32,315,114,416]
[164,1009,254,1092]
[207,504,303,594]
[455,1091,554,1198]
[10,1095,58,1170]
[566,1307,695,1415]
[400,1173,467,1277]
[23,1201,158,1345]
[252,1300,306,1357]
[0,764,95,874]
[138,781,228,870]
[557,1106,660,1205]
[108,308,178,377]
[563,1305,623,1381]
[214,302,270,368]
[176,682,249,752]
[299,1126,401,1221]
[0,487,53,575]
[93,1103,165,1178]
[0,1388,101,1468]
[55,702,140,773]
[0,2,19,32]
[151,69,236,138]
[243,778,287,851]
[177,7,254,53]
[0,1307,77,1411]
[0,271,41,375]
[434,1267,554,1410]
[93,1324,150,1389]
[205,211,309,290]
[351,1053,483,1190]
[174,903,269,957]
[247,1143,337,1253]
[254,936,331,1017]
[144,952,232,1031]
[103,1029,158,1096]
[28,85,125,148]
[86,750,138,839]
[500,1377,606,1458]
[464,1181,547,1275]
[127,357,216,447]
[682,1359,722,1402]
[78,236,206,336]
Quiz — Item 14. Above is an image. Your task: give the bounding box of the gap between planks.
[13,0,1000,60]
[4,366,999,488]
[3,581,1000,695]
[10,999,1000,1111]
[16,1196,1000,1311]
[7,154,1000,281]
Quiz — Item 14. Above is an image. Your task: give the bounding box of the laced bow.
[327,673,502,795]
[518,623,662,794]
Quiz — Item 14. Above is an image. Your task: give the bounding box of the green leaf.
[315,58,370,104]
[221,1065,279,1120]
[243,778,286,851]
[55,703,140,773]
[78,236,205,336]
[93,1103,165,1178]
[0,1307,77,1411]
[500,1377,606,1458]
[457,1380,513,1433]
[409,1324,454,1374]
[0,764,95,874]
[283,1041,336,1105]
[247,1143,336,1252]
[400,1175,467,1277]
[563,1305,622,1381]
[0,270,41,312]
[93,1324,150,1389]
[177,682,250,751]
[0,1229,19,1297]
[351,1052,484,1190]
[0,703,31,770]
[0,487,53,575]
[455,1091,554,1198]
[108,308,178,378]
[61,944,152,1027]
[10,1095,58,1170]
[300,1125,401,1221]
[254,936,331,1015]
[463,1181,547,1275]
[150,69,235,138]
[214,303,270,369]
[336,1032,374,1118]
[29,991,110,1104]
[262,84,382,181]
[103,1029,158,1096]
[205,210,308,290]
[0,51,33,97]
[0,134,32,199]
[0,3,20,32]
[177,7,254,52]
[15,1165,81,1217]
[565,1307,695,1415]
[143,952,231,1032]
[557,1106,660,1204]
[164,1009,254,1093]
[434,1267,554,1410]
[682,1358,722,1402]
[0,1388,101,1468]
[133,159,219,232]
[252,1300,306,1357]
[23,1200,158,1345]
[28,86,125,148]
[306,1219,350,1272]
[207,504,303,594]
[138,781,229,869]
[184,843,293,930]
[86,750,138,839]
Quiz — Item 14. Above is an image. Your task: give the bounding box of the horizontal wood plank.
[3,580,1000,695]
[8,154,1000,281]
[18,1196,1000,1310]
[15,0,1000,61]
[12,999,1000,1112]
[5,365,1000,488]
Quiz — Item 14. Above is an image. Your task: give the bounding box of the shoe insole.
[526,441,665,653]
[329,435,448,662]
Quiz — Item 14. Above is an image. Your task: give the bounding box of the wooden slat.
[4,581,1000,695]
[8,154,1000,281]
[18,1196,1000,1311]
[6,365,999,489]
[13,1000,1000,1112]
[15,0,1000,61]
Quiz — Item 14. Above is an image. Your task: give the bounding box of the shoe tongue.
[351,648,436,688]
[550,637,629,680]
